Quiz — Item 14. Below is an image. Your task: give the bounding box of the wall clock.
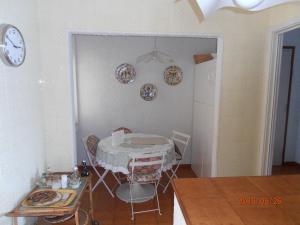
[0,24,26,67]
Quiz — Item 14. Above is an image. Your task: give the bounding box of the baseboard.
[283,162,300,166]
[178,164,192,169]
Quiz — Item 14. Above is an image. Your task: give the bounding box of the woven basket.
[42,209,89,225]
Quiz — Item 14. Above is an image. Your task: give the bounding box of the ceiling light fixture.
[233,0,264,9]
[195,0,300,18]
[136,37,174,64]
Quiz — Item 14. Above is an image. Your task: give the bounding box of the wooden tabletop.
[172,175,300,225]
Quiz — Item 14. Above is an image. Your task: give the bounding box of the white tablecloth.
[96,133,175,174]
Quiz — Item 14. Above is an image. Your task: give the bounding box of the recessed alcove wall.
[74,35,217,164]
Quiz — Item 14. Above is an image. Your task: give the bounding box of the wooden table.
[173,175,300,225]
[6,174,95,225]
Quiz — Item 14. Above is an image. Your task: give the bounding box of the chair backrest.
[128,152,165,183]
[171,130,191,160]
[82,135,100,166]
[113,127,132,134]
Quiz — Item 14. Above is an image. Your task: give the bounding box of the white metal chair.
[82,135,121,197]
[162,130,191,193]
[127,152,165,220]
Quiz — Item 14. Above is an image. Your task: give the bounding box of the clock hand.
[6,36,21,49]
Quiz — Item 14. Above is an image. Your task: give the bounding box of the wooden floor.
[55,166,196,225]
[272,162,300,175]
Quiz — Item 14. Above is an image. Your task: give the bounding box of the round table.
[96,133,175,203]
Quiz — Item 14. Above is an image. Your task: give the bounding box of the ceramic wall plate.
[164,65,183,86]
[115,63,136,84]
[140,83,157,101]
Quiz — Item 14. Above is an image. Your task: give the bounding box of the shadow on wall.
[187,0,205,22]
[187,0,264,22]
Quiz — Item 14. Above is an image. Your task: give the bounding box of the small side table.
[6,173,98,225]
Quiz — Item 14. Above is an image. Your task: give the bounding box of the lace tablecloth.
[96,133,175,174]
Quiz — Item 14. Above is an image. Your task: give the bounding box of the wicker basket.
[39,209,89,225]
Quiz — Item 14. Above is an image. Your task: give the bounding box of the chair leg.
[163,165,180,194]
[92,178,102,192]
[93,169,115,197]
[163,177,171,194]
[155,182,162,215]
[171,169,178,179]
[112,172,121,184]
[165,170,171,179]
[103,180,115,197]
[129,183,134,220]
[158,171,171,189]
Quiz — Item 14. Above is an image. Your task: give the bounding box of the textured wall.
[0,0,45,224]
[75,35,217,165]
[36,0,300,176]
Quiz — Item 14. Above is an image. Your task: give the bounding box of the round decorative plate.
[26,190,62,206]
[164,65,183,86]
[140,83,157,101]
[115,63,136,84]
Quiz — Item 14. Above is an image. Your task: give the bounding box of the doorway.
[263,25,300,175]
[272,46,295,174]
[68,32,223,177]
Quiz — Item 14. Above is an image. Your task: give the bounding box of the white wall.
[75,35,217,164]
[36,0,268,176]
[35,0,300,176]
[192,57,216,176]
[282,28,300,163]
[0,0,45,224]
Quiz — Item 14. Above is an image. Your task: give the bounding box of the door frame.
[259,19,300,175]
[67,31,224,177]
[281,46,295,165]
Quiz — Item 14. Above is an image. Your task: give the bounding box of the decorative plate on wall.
[115,63,136,84]
[164,65,183,86]
[140,83,157,101]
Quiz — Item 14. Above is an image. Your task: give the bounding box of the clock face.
[0,24,26,67]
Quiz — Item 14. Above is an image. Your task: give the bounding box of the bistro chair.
[162,130,190,193]
[82,135,121,197]
[113,127,133,134]
[127,152,165,220]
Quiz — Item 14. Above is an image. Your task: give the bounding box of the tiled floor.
[51,166,196,225]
